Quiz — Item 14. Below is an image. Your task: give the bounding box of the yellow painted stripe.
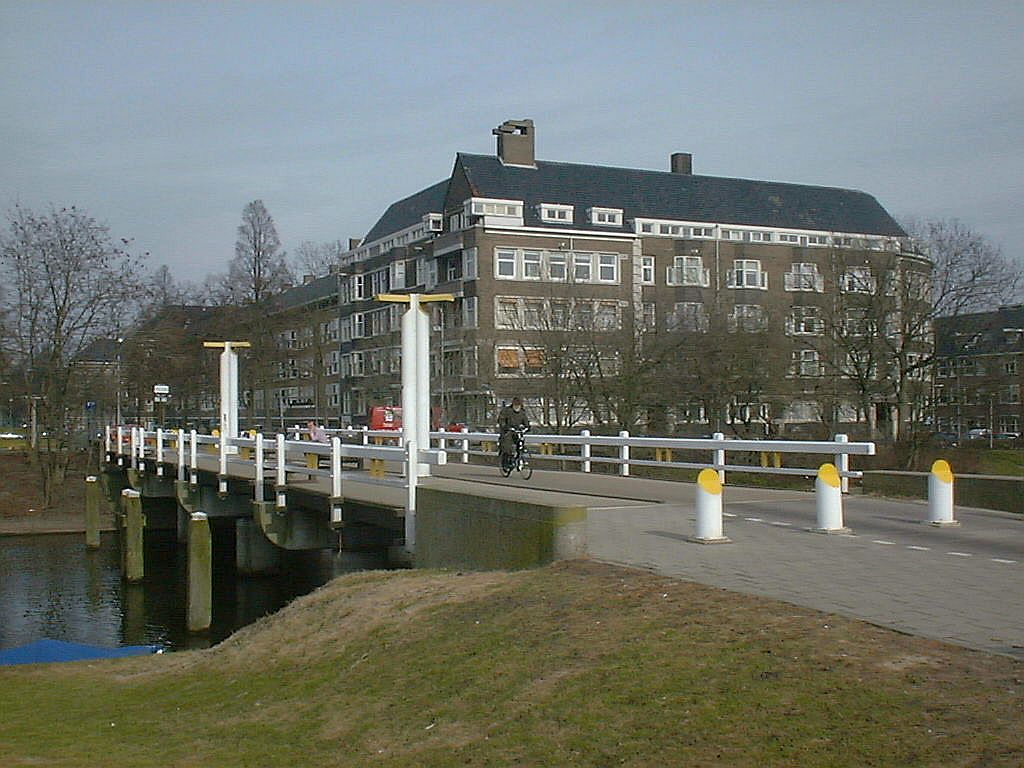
[697,468,722,495]
[818,463,841,488]
[931,459,954,483]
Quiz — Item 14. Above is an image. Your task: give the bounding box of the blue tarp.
[0,639,162,666]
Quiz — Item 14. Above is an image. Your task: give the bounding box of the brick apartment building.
[269,119,930,435]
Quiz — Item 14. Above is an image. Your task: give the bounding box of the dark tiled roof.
[362,179,449,244]
[274,274,341,312]
[935,305,1024,357]
[456,153,906,237]
[74,337,121,363]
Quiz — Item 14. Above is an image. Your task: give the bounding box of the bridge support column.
[85,475,101,549]
[236,517,281,575]
[122,489,146,582]
[187,512,212,633]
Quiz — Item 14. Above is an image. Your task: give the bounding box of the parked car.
[966,428,991,441]
[993,432,1020,442]
[931,432,959,448]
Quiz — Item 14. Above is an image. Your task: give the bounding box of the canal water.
[0,528,339,652]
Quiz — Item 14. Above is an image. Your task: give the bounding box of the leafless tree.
[293,239,345,279]
[0,204,145,506]
[225,200,292,305]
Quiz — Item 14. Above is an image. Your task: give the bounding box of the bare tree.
[0,204,145,506]
[225,200,292,305]
[293,239,344,279]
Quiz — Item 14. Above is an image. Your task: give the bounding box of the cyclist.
[497,397,530,465]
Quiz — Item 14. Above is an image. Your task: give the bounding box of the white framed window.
[598,253,618,282]
[667,255,709,287]
[668,302,708,332]
[496,248,516,279]
[790,349,821,377]
[547,252,567,281]
[727,259,767,289]
[463,247,478,280]
[691,226,715,238]
[844,308,872,337]
[573,252,592,282]
[787,306,822,336]
[730,304,766,332]
[352,313,365,339]
[777,233,800,244]
[749,231,773,242]
[721,229,743,241]
[589,207,623,226]
[659,223,686,236]
[470,198,523,217]
[495,298,519,329]
[640,256,655,285]
[595,301,620,330]
[353,274,365,300]
[538,203,574,223]
[784,263,824,292]
[642,302,657,330]
[841,266,876,294]
[522,299,544,330]
[522,250,542,279]
[462,296,478,328]
[806,235,829,246]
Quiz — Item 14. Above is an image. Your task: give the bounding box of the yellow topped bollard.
[812,463,850,534]
[927,459,959,527]
[693,468,730,543]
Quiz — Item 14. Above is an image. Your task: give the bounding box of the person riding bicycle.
[497,397,530,463]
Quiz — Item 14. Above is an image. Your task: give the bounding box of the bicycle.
[499,425,532,479]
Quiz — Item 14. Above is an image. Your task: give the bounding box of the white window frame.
[573,252,592,282]
[522,249,542,280]
[598,253,618,283]
[462,247,478,281]
[784,263,824,292]
[640,256,655,285]
[462,296,478,328]
[589,207,623,226]
[728,259,768,290]
[538,203,574,224]
[495,248,517,280]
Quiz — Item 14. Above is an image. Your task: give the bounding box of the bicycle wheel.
[499,452,513,477]
[519,449,533,480]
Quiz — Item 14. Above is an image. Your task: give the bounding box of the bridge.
[92,296,1022,657]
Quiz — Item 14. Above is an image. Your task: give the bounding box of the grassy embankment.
[2,561,1022,767]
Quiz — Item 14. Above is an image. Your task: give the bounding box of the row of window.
[494,297,625,331]
[495,248,620,283]
[935,384,1021,405]
[935,358,1019,378]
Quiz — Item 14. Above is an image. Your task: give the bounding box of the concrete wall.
[862,471,1023,514]
[416,482,586,570]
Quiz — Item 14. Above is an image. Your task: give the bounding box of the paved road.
[438,464,1024,659]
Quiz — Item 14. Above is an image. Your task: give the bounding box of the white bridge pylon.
[377,292,455,479]
[203,340,250,452]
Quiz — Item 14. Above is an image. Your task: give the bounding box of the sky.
[2,1,1022,283]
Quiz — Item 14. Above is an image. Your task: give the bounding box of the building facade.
[933,305,1024,438]
[273,119,930,436]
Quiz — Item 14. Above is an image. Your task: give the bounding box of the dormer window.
[539,203,574,224]
[589,207,623,226]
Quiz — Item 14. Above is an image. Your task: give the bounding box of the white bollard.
[834,433,850,494]
[693,468,730,544]
[619,431,630,477]
[581,429,591,473]
[712,432,725,484]
[812,463,850,534]
[927,459,960,527]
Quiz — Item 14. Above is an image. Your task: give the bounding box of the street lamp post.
[115,337,124,425]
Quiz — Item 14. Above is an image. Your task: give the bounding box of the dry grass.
[1,561,1022,767]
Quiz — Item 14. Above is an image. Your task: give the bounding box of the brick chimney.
[671,152,693,174]
[493,119,536,167]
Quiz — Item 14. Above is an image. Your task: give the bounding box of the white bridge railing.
[105,425,875,498]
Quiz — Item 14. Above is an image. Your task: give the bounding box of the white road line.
[992,558,1017,564]
[723,513,737,518]
[872,539,896,545]
[946,552,972,558]
[906,545,930,551]
[744,517,763,522]
[768,521,792,527]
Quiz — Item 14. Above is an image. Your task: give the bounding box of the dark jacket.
[498,405,530,453]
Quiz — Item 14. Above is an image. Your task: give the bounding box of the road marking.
[723,513,737,518]
[768,521,791,527]
[991,558,1017,564]
[947,552,972,558]
[744,517,763,522]
[872,540,896,545]
[906,545,930,551]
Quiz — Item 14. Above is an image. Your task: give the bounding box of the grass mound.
[2,561,1022,767]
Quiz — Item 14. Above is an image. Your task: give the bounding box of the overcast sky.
[2,1,1022,282]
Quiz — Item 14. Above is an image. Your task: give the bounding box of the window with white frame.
[806,234,829,246]
[787,306,822,335]
[463,248,478,280]
[522,250,541,279]
[691,226,715,238]
[844,308,872,337]
[496,346,521,376]
[659,223,686,236]
[841,266,876,294]
[522,299,544,330]
[353,274,365,300]
[470,199,523,217]
[777,233,800,244]
[595,302,620,330]
[640,256,655,285]
[1006,359,1018,376]
[352,313,365,339]
[668,302,708,332]
[462,296,478,328]
[573,252,592,282]
[598,253,618,282]
[523,347,545,375]
[550,300,569,328]
[496,298,519,329]
[539,203,573,223]
[727,259,767,289]
[642,302,657,330]
[547,252,567,281]
[589,207,623,226]
[729,304,766,332]
[721,229,743,241]
[749,231,772,242]
[668,255,709,287]
[784,263,824,292]
[790,349,821,377]
[496,248,516,279]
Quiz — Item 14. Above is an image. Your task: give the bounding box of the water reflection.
[0,529,341,652]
